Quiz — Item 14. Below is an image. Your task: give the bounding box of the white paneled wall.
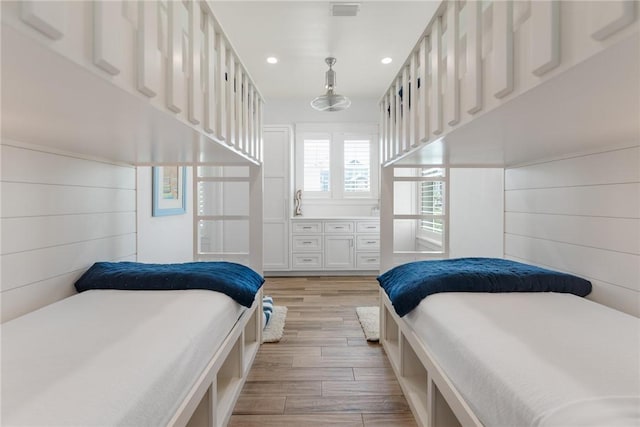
[504,146,640,317]
[0,143,137,322]
[136,167,193,264]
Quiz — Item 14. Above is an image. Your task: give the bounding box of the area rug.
[356,306,380,342]
[262,306,287,343]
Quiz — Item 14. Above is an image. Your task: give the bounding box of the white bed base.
[171,290,262,427]
[380,290,482,427]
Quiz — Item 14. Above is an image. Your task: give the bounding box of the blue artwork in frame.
[152,166,187,216]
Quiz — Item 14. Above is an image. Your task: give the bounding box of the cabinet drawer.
[324,221,354,233]
[292,235,323,251]
[292,253,323,269]
[357,253,380,269]
[356,222,380,233]
[356,235,380,250]
[292,222,322,233]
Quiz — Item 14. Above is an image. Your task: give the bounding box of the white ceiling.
[211,1,439,101]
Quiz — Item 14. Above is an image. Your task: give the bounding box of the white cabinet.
[263,126,292,271]
[324,235,355,269]
[290,218,379,272]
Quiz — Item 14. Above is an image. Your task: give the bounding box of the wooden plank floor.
[229,277,418,427]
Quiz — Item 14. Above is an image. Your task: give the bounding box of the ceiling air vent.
[331,3,360,17]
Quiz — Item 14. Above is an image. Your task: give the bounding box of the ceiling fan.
[310,57,351,112]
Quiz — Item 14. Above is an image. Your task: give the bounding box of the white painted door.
[263,126,291,270]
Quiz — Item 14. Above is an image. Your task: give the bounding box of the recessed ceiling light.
[381,57,393,65]
[266,56,278,64]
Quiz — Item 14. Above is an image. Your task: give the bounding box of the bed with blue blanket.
[377,258,639,427]
[2,261,265,427]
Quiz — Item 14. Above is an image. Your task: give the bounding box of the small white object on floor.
[356,306,379,342]
[262,306,287,343]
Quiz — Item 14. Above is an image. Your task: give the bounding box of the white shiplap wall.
[0,143,137,322]
[505,146,640,317]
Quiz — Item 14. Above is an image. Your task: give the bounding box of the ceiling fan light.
[310,92,352,112]
[311,57,351,112]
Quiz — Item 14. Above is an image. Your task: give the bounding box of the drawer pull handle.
[302,241,313,244]
[302,226,312,229]
[302,258,313,262]
[367,258,377,262]
[366,241,377,244]
[366,226,376,229]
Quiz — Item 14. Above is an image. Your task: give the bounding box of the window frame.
[295,124,379,201]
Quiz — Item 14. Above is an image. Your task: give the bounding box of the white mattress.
[404,292,640,427]
[2,289,245,426]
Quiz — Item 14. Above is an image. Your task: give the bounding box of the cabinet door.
[264,223,288,270]
[324,236,355,269]
[263,126,290,270]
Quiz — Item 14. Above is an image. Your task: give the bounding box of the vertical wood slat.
[419,36,429,140]
[253,90,259,160]
[204,12,216,134]
[20,0,65,40]
[380,102,386,162]
[167,0,187,112]
[234,65,244,151]
[389,85,397,158]
[243,78,250,155]
[402,66,411,152]
[136,1,161,97]
[463,0,482,114]
[217,36,227,142]
[257,100,264,161]
[430,17,443,136]
[492,0,514,98]
[589,0,636,40]
[530,0,560,76]
[242,74,251,154]
[409,51,418,148]
[381,96,388,162]
[226,53,236,146]
[188,0,203,125]
[93,0,124,75]
[382,95,387,162]
[445,0,459,126]
[385,98,391,162]
[395,79,402,156]
[247,85,254,159]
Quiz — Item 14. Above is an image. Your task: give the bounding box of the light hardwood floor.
[229,277,418,427]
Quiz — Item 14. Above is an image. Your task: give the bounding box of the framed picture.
[152,166,187,216]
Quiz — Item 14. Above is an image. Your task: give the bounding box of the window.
[344,140,370,193]
[419,168,444,233]
[303,139,330,192]
[295,124,378,200]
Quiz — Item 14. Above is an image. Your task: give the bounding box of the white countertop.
[290,216,380,220]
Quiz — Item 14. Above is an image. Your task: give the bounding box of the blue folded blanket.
[75,261,264,308]
[378,258,592,317]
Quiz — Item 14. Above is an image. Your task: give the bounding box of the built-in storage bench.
[380,291,479,427]
[181,293,262,427]
[290,218,380,272]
